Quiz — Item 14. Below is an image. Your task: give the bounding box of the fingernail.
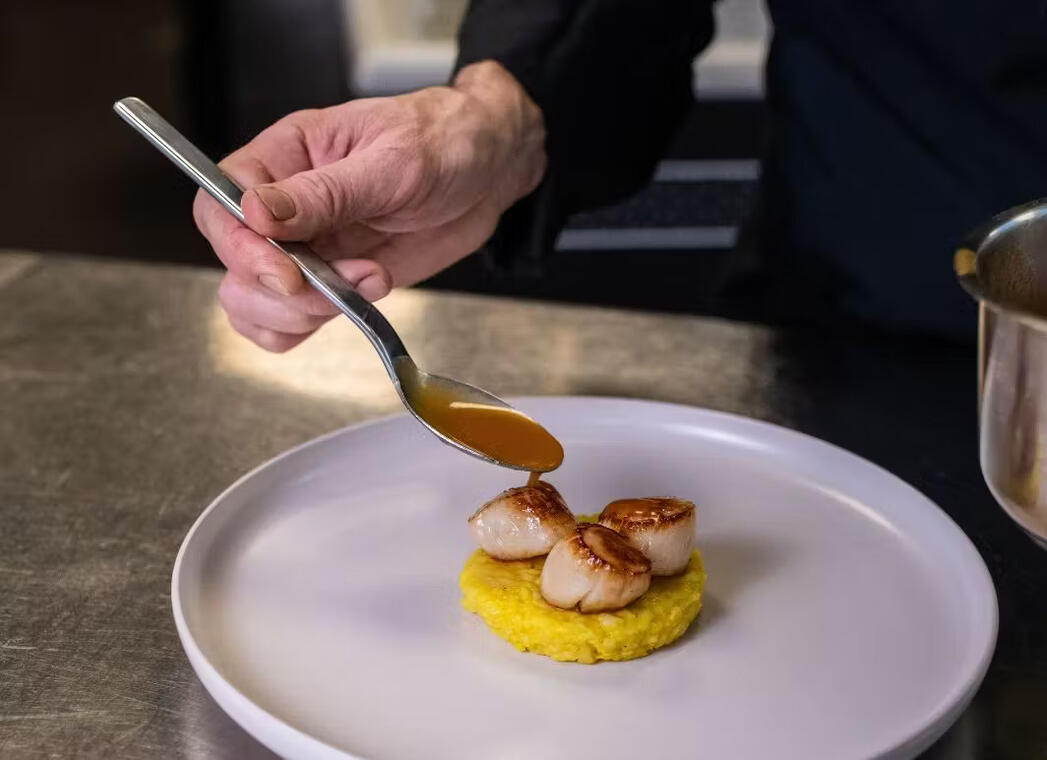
[259,273,292,295]
[253,186,296,221]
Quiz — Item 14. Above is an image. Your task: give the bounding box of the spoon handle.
[113,97,408,374]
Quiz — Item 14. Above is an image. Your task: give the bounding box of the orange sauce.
[409,384,564,473]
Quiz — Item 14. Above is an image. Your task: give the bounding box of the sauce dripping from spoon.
[407,383,564,474]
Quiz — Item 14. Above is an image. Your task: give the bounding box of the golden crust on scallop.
[469,481,572,524]
[468,480,576,561]
[572,524,651,574]
[599,497,696,531]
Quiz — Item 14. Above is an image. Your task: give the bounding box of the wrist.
[453,61,547,200]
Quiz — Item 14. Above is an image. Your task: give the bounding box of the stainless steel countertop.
[2,252,1045,759]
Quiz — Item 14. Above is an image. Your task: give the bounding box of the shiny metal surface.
[113,97,547,473]
[2,252,1046,758]
[956,198,1047,548]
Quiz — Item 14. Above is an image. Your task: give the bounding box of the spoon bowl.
[395,357,563,473]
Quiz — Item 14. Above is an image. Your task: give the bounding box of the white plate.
[173,397,997,760]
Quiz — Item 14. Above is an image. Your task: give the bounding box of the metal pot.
[957,198,1047,548]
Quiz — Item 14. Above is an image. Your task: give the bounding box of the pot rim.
[956,197,1047,330]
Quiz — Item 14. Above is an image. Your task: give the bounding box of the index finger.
[191,129,315,294]
[192,189,304,295]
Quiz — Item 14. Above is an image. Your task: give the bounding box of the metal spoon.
[113,96,557,472]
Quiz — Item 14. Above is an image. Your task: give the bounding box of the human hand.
[193,60,546,351]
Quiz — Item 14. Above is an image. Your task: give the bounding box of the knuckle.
[216,147,247,173]
[373,264,394,294]
[227,227,280,276]
[227,227,259,268]
[270,109,319,144]
[281,308,317,334]
[220,151,272,187]
[216,276,237,309]
[227,314,253,340]
[193,193,231,245]
[191,191,209,231]
[255,330,279,351]
[446,126,481,169]
[300,316,324,334]
[255,328,294,353]
[285,108,322,131]
[243,156,273,186]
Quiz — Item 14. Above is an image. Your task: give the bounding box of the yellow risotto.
[460,519,705,663]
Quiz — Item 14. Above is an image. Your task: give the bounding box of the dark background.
[0,0,762,315]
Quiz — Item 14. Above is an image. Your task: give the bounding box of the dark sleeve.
[456,0,716,273]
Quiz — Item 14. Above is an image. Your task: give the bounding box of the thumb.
[242,154,396,241]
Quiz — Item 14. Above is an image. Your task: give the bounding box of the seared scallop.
[598,498,696,576]
[468,481,576,560]
[540,524,652,612]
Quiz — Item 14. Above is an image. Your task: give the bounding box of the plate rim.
[171,396,998,760]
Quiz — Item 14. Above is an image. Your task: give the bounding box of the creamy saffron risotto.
[460,521,705,664]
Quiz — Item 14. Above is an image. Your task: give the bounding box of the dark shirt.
[456,0,1047,338]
